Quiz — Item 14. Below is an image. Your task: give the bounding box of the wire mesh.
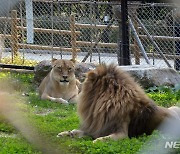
[129,3,180,69]
[0,1,179,70]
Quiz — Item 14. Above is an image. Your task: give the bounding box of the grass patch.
[0,72,180,153]
[1,55,38,66]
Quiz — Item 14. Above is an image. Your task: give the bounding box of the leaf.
[174,83,180,92]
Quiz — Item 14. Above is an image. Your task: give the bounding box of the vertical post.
[11,10,18,58]
[51,1,54,59]
[121,0,130,65]
[25,0,34,44]
[175,22,180,70]
[174,10,180,70]
[70,14,77,61]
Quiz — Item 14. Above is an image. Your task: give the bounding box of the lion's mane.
[77,63,168,139]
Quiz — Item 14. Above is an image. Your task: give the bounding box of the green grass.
[1,55,38,66]
[0,72,180,154]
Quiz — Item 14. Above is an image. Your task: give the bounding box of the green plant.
[1,55,38,66]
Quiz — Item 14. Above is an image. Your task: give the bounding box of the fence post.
[70,14,77,61]
[11,10,18,58]
[174,11,180,70]
[121,0,130,65]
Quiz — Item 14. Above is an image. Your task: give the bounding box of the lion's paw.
[93,136,110,143]
[57,131,73,137]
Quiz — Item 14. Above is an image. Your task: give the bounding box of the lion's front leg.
[93,132,128,143]
[93,122,129,143]
[57,129,84,138]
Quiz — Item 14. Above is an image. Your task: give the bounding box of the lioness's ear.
[82,73,87,78]
[87,71,97,80]
[51,58,57,67]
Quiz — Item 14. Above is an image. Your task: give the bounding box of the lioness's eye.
[57,67,62,71]
[68,68,72,72]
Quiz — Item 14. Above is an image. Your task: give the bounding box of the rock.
[34,60,96,85]
[34,61,180,88]
[34,60,52,85]
[75,62,96,82]
[119,65,180,88]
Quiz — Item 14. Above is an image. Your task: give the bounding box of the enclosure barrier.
[0,2,180,68]
[0,11,82,61]
[0,10,120,62]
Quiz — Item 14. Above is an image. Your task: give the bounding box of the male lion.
[39,59,81,104]
[57,63,180,142]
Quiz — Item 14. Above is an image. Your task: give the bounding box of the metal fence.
[0,1,180,70]
[129,3,180,70]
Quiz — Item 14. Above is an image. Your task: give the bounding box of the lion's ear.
[52,58,57,63]
[87,71,97,80]
[70,58,76,64]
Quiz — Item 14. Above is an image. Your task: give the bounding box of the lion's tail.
[168,106,180,120]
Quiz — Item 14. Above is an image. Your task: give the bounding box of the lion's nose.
[63,75,68,79]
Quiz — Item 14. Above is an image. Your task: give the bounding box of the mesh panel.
[129,3,180,69]
[0,1,179,70]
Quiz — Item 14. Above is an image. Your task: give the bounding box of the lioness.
[39,59,80,104]
[57,63,180,142]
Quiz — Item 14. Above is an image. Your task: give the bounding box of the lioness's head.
[51,59,76,84]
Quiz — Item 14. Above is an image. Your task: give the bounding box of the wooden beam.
[0,17,22,21]
[11,10,18,57]
[76,41,118,48]
[0,34,20,39]
[17,26,81,35]
[70,14,77,60]
[18,43,80,52]
[139,35,180,41]
[0,34,12,39]
[75,23,118,30]
[146,53,180,60]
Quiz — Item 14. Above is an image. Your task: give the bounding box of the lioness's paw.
[60,99,69,104]
[56,98,69,104]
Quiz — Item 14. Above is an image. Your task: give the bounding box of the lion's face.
[51,59,76,84]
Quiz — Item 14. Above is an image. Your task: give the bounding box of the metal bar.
[129,18,150,64]
[25,0,34,44]
[175,21,180,70]
[0,63,34,70]
[136,17,172,68]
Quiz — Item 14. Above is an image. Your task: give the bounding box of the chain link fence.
[129,3,180,69]
[0,1,180,70]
